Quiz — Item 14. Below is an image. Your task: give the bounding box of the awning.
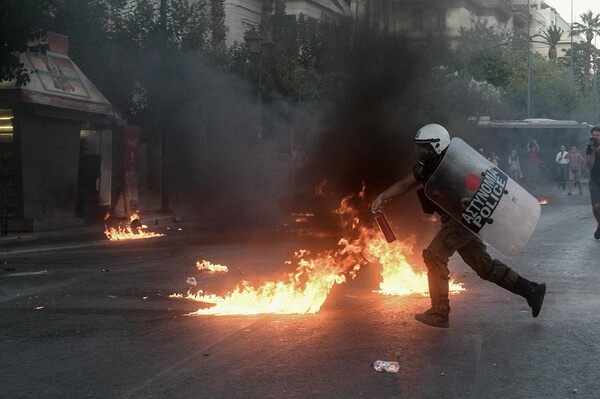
[0,32,117,119]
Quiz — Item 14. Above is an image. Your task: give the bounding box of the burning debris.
[172,187,464,316]
[196,260,228,273]
[104,211,164,240]
[539,199,549,205]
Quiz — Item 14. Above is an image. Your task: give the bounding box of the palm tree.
[571,11,600,97]
[534,25,563,61]
[534,24,564,61]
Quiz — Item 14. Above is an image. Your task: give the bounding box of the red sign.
[123,126,140,173]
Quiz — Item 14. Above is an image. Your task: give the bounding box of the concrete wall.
[17,114,82,230]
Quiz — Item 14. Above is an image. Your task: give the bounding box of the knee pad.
[422,249,450,279]
[481,261,517,287]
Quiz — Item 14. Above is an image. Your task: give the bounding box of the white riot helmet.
[414,124,450,156]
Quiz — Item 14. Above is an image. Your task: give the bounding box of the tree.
[451,23,583,120]
[452,21,516,88]
[571,11,600,97]
[534,24,564,61]
[0,0,53,85]
[210,0,227,64]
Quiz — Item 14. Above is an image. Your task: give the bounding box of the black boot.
[526,283,546,318]
[515,277,546,318]
[415,304,450,328]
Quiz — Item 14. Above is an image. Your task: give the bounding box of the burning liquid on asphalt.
[171,188,464,315]
[104,211,165,240]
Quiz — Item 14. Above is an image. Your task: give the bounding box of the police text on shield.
[461,167,508,233]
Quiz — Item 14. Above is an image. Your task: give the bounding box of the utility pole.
[527,0,532,118]
[570,0,574,71]
[159,0,172,213]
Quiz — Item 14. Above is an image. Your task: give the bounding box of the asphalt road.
[1,186,599,399]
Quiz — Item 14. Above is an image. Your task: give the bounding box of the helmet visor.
[414,143,436,162]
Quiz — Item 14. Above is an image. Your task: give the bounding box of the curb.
[0,213,177,247]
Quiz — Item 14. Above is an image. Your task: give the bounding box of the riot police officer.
[372,124,546,328]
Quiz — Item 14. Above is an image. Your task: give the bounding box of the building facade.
[224,0,351,46]
[0,33,118,232]
[217,0,582,58]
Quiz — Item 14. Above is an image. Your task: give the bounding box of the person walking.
[527,138,540,189]
[567,146,584,195]
[555,145,569,190]
[586,126,600,239]
[507,149,522,182]
[371,124,546,328]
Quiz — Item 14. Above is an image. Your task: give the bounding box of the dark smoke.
[135,29,475,234]
[298,32,455,228]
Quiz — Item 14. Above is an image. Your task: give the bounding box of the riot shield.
[424,138,541,256]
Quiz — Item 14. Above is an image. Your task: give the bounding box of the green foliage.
[3,0,597,132]
[571,11,600,43]
[210,0,227,63]
[452,21,517,88]
[450,22,588,120]
[560,43,600,90]
[504,52,583,119]
[534,24,564,60]
[0,0,53,85]
[268,12,321,102]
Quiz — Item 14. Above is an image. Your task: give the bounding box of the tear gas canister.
[374,211,396,243]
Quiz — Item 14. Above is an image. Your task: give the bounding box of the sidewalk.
[0,190,178,246]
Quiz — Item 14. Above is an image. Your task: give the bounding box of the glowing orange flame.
[335,193,360,229]
[103,211,164,240]
[196,260,228,272]
[359,182,366,198]
[365,231,463,295]
[292,212,315,223]
[315,179,328,196]
[173,188,464,316]
[173,245,357,315]
[539,199,549,205]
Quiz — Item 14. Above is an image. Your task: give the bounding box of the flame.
[365,232,463,295]
[539,199,549,205]
[103,211,164,240]
[358,181,366,200]
[173,187,464,316]
[292,212,315,223]
[173,244,359,315]
[334,193,360,229]
[315,179,328,196]
[196,260,228,272]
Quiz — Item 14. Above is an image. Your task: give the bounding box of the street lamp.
[244,27,273,140]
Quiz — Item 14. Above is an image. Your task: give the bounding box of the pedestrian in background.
[507,149,522,182]
[586,126,600,239]
[555,145,568,190]
[567,146,584,196]
[488,151,500,167]
[527,138,540,189]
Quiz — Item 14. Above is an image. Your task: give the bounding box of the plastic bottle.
[371,360,400,373]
